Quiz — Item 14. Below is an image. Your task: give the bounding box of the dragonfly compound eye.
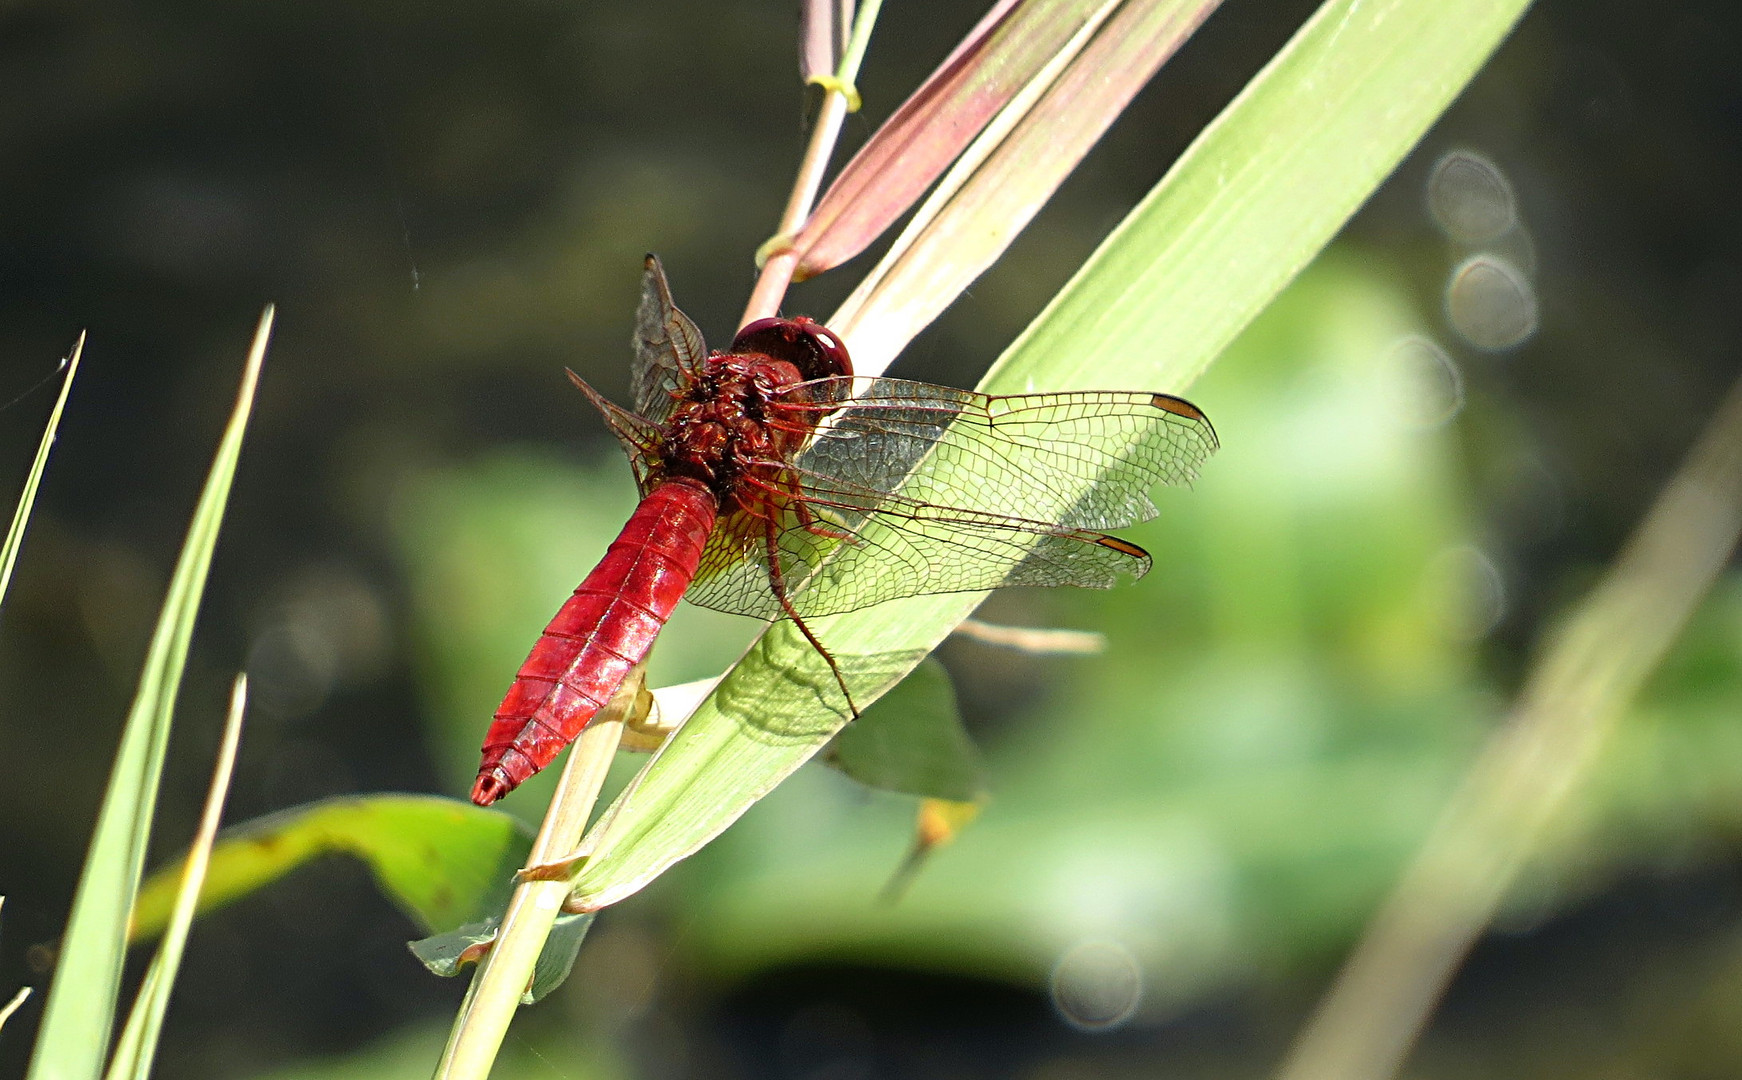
[729,316,854,381]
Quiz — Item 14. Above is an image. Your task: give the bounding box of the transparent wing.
[683,379,1216,620]
[567,369,664,495]
[784,378,1217,529]
[684,486,1154,620]
[632,254,708,424]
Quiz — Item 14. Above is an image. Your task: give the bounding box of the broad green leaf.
[27,309,270,1080]
[566,0,1531,913]
[131,796,532,941]
[824,658,985,801]
[106,676,248,1080]
[0,333,81,610]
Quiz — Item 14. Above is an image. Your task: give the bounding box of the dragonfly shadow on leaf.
[713,623,928,744]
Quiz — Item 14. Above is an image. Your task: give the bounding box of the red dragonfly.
[471,256,1216,804]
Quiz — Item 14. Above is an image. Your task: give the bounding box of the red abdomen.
[471,477,717,804]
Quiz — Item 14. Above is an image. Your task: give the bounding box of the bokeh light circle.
[1385,335,1465,428]
[1446,255,1538,350]
[1427,149,1517,243]
[1050,939,1143,1031]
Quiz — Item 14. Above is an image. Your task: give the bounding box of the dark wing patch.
[631,254,708,424]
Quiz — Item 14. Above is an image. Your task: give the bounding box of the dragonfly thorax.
[659,353,806,492]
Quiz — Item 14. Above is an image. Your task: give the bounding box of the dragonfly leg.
[763,523,860,720]
[743,462,856,542]
[790,481,854,542]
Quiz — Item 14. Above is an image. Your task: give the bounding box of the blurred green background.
[3,1,1742,1078]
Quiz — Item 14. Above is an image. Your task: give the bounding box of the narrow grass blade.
[565,0,1532,914]
[0,333,82,610]
[26,308,271,1080]
[1274,378,1742,1080]
[104,675,248,1080]
[787,0,1110,279]
[830,0,1223,376]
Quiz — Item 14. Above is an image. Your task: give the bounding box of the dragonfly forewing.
[784,378,1218,530]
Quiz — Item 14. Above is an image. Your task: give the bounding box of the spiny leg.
[743,462,855,542]
[762,519,860,720]
[786,471,855,541]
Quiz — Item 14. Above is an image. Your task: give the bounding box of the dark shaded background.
[2,1,1741,1078]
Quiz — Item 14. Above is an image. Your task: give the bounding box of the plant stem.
[1275,375,1742,1080]
[434,702,628,1080]
[740,0,884,328]
[439,6,888,1074]
[0,986,29,1034]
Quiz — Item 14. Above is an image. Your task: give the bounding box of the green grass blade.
[566,0,1532,912]
[105,675,248,1080]
[26,308,271,1080]
[0,333,83,609]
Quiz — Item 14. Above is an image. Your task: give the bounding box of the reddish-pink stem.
[741,87,854,328]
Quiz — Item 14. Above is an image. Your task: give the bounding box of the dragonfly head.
[730,316,853,381]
